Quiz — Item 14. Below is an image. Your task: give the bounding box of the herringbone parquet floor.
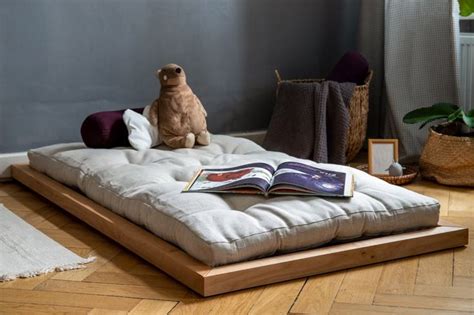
[0,177,472,314]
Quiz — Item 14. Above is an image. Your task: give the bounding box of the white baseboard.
[0,152,28,180]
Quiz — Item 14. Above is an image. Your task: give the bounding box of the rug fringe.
[0,256,96,282]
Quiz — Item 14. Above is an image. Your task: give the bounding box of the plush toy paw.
[196,131,210,146]
[184,133,196,148]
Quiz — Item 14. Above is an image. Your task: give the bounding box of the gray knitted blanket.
[263,80,355,164]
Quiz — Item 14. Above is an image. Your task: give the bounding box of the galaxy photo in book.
[272,162,346,195]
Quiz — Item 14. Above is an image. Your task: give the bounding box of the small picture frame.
[368,139,399,176]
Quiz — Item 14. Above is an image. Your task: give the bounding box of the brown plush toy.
[149,64,210,148]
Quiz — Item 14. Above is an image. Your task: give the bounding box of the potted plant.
[403,103,474,186]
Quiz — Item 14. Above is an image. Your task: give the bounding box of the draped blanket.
[263,80,355,164]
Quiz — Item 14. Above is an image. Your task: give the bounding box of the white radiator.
[460,33,474,111]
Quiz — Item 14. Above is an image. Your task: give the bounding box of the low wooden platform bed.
[11,135,468,296]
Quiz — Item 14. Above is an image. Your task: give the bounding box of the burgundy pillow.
[81,108,144,148]
[327,51,369,85]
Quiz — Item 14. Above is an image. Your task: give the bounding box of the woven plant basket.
[419,127,474,186]
[275,71,372,162]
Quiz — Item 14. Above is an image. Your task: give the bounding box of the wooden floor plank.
[377,257,418,295]
[87,309,127,315]
[95,251,144,274]
[416,250,453,286]
[18,205,58,227]
[36,210,77,230]
[290,272,345,314]
[335,264,383,304]
[448,189,474,213]
[52,243,122,281]
[83,271,187,290]
[130,263,167,276]
[40,225,111,245]
[128,300,178,315]
[453,276,474,288]
[454,245,474,278]
[374,293,474,312]
[449,210,474,218]
[0,272,56,290]
[329,302,470,315]
[247,279,305,315]
[0,195,49,213]
[0,288,141,311]
[0,301,90,315]
[34,228,113,249]
[0,182,33,197]
[414,284,474,299]
[35,279,191,301]
[170,287,264,315]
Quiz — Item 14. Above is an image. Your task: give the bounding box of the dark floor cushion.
[81,108,144,148]
[327,51,369,85]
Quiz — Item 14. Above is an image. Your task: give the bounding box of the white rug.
[0,204,95,281]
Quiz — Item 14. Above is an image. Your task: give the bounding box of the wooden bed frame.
[11,164,469,297]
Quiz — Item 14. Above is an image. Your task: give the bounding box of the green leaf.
[459,0,474,17]
[462,109,474,128]
[447,108,463,122]
[431,103,459,112]
[403,103,458,125]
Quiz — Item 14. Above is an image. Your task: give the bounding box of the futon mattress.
[29,135,439,266]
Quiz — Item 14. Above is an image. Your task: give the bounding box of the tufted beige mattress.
[28,135,440,266]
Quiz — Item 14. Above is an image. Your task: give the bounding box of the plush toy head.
[156,64,186,87]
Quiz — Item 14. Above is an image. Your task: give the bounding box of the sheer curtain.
[359,0,461,161]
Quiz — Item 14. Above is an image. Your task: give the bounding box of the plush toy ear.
[155,69,161,78]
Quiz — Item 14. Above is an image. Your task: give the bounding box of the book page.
[184,163,275,193]
[271,162,350,197]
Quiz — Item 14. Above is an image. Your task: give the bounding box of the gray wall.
[0,0,361,153]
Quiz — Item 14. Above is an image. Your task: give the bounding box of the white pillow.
[123,106,162,150]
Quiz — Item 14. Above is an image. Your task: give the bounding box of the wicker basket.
[275,71,372,162]
[419,128,474,187]
[357,164,418,185]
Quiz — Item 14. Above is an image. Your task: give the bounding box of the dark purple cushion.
[81,108,144,148]
[327,51,369,85]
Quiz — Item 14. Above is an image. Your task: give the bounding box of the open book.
[183,162,354,198]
